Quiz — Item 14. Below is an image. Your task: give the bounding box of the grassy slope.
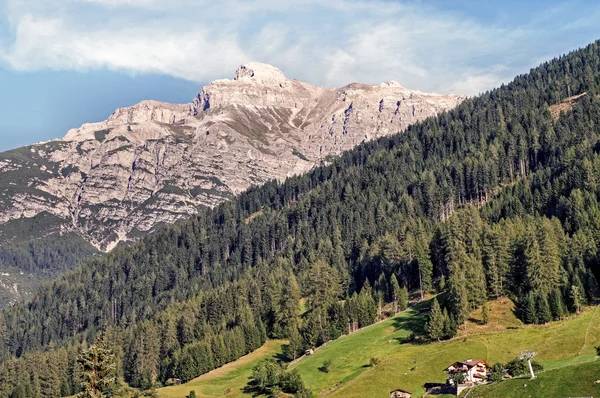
[472,359,600,398]
[153,300,600,398]
[157,340,286,398]
[290,299,600,398]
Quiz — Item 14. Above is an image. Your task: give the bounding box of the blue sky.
[0,0,599,151]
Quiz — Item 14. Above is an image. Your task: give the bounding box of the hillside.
[473,359,600,398]
[152,299,600,398]
[0,41,599,397]
[291,301,600,397]
[157,340,285,398]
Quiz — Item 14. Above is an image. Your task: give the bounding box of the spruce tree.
[523,292,538,324]
[425,299,445,341]
[285,325,302,361]
[481,301,489,325]
[448,273,469,330]
[77,333,116,398]
[398,286,409,312]
[548,289,564,320]
[536,293,552,324]
[442,309,456,339]
[390,274,402,314]
[570,284,584,314]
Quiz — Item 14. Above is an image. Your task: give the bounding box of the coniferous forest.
[0,41,600,396]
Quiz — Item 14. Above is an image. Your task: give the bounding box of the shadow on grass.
[241,381,267,397]
[468,316,485,326]
[391,300,430,343]
[273,350,289,363]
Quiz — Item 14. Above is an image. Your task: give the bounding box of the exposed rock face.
[0,62,466,250]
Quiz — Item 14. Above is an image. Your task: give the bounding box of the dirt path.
[579,304,599,355]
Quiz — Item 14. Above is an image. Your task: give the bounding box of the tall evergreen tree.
[77,333,116,398]
[425,299,445,341]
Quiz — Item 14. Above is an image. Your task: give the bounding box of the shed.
[389,388,412,398]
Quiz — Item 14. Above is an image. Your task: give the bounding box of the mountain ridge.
[0,62,466,251]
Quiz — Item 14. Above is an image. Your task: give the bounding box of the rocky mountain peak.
[233,62,288,86]
[0,63,467,251]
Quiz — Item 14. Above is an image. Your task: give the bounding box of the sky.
[0,0,599,151]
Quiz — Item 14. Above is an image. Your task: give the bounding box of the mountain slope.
[0,62,465,251]
[0,41,599,397]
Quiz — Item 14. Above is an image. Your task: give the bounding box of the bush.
[505,358,543,377]
[370,357,381,366]
[249,361,309,396]
[448,371,466,385]
[319,359,332,373]
[279,370,304,393]
[295,386,314,398]
[186,391,197,398]
[488,362,505,382]
[596,345,600,356]
[505,358,527,376]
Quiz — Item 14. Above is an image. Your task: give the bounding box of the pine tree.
[523,292,538,324]
[481,301,489,325]
[284,325,302,361]
[570,284,584,314]
[535,293,552,324]
[399,286,409,312]
[525,231,544,293]
[390,274,402,314]
[415,232,433,296]
[442,308,456,339]
[77,333,116,398]
[275,274,300,337]
[425,299,445,341]
[538,219,562,293]
[548,289,564,320]
[482,226,510,299]
[448,273,469,329]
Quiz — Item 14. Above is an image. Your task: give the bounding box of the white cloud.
[1,0,599,95]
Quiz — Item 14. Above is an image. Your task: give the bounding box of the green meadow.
[157,299,600,398]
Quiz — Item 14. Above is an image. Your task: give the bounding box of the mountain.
[1,41,599,397]
[0,62,465,251]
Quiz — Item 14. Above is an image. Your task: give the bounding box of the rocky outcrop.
[0,62,466,250]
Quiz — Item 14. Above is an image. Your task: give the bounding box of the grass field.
[157,340,285,398]
[472,359,600,398]
[154,300,600,398]
[291,299,600,398]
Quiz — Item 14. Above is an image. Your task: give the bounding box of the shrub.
[370,357,381,367]
[279,370,304,393]
[295,386,314,398]
[488,362,505,382]
[506,358,543,377]
[448,371,466,385]
[319,359,332,373]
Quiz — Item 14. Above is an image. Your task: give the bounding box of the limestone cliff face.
[0,63,466,250]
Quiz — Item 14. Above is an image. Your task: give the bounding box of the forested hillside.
[0,41,599,396]
[0,233,97,308]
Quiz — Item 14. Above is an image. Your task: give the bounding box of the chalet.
[445,359,490,385]
[389,388,411,398]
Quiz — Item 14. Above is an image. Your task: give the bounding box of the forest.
[0,41,599,396]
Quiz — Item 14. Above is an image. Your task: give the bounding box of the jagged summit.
[234,62,288,85]
[1,62,466,251]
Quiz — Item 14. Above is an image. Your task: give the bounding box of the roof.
[445,359,490,371]
[390,389,412,394]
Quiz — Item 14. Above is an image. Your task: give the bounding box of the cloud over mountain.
[1,0,599,94]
